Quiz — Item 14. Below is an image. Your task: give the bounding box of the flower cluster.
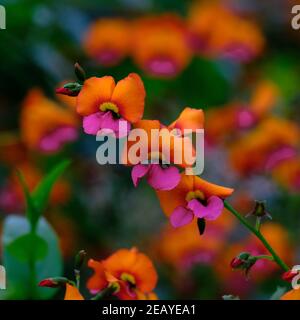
[82,2,264,78]
[57,67,234,231]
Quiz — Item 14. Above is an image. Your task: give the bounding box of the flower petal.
[112,73,145,123]
[169,107,204,132]
[82,112,104,135]
[170,206,194,228]
[187,196,224,221]
[147,164,180,191]
[131,164,150,187]
[64,284,84,300]
[77,76,116,116]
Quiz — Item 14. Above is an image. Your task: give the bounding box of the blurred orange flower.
[154,214,234,270]
[83,18,131,66]
[280,289,300,300]
[187,1,265,62]
[20,89,79,153]
[206,80,279,145]
[271,156,300,192]
[64,283,84,300]
[229,117,300,176]
[87,247,158,300]
[132,14,192,78]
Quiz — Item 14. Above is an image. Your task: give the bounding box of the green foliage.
[0,216,63,299]
[0,160,70,299]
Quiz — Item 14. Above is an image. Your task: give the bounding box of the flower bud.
[230,252,256,275]
[55,87,77,97]
[74,250,87,271]
[248,200,272,219]
[39,277,69,288]
[282,270,299,282]
[74,62,86,83]
[230,252,251,269]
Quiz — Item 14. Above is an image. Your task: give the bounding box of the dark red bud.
[55,87,78,97]
[282,270,298,282]
[230,257,244,269]
[38,277,69,288]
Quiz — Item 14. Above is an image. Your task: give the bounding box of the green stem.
[29,228,37,299]
[91,285,118,300]
[255,217,261,232]
[75,270,80,289]
[253,255,274,261]
[224,201,289,272]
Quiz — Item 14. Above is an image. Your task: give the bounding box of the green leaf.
[0,215,63,299]
[32,159,70,214]
[16,160,70,230]
[16,170,39,227]
[7,233,48,262]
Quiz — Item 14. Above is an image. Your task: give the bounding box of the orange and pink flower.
[87,248,158,300]
[156,174,234,227]
[20,89,79,153]
[76,73,145,138]
[83,18,132,66]
[131,14,192,78]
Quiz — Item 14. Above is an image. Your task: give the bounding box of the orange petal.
[103,248,158,293]
[21,89,78,150]
[156,174,194,217]
[87,259,108,293]
[281,289,300,300]
[250,81,278,118]
[169,107,204,131]
[76,76,115,116]
[64,284,84,300]
[194,176,234,199]
[111,73,145,123]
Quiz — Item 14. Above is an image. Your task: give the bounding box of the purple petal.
[170,206,194,228]
[39,135,60,152]
[204,196,224,221]
[147,164,180,191]
[53,126,78,143]
[187,196,224,221]
[145,58,178,77]
[131,164,150,187]
[83,112,104,135]
[99,112,131,138]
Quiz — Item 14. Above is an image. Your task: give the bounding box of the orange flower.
[126,108,204,191]
[131,14,192,78]
[229,117,300,176]
[87,248,158,300]
[187,1,264,62]
[64,284,84,300]
[280,289,300,300]
[77,73,145,138]
[156,173,233,227]
[83,18,131,66]
[271,156,300,192]
[206,80,279,144]
[20,89,79,153]
[154,214,234,270]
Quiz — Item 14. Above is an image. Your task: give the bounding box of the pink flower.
[131,164,180,191]
[170,195,224,228]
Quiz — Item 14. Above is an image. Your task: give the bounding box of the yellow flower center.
[99,102,119,114]
[120,273,136,286]
[185,190,205,202]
